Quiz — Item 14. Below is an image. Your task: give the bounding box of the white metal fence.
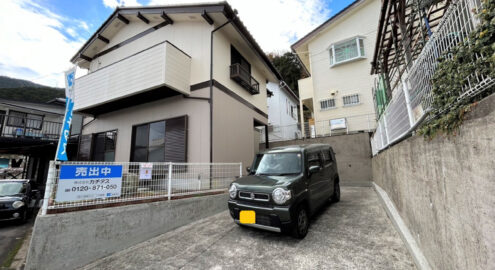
[261,113,376,142]
[41,161,242,214]
[371,0,494,155]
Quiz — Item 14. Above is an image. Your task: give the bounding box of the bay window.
[329,37,365,66]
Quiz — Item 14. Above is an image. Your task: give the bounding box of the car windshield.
[252,152,302,175]
[0,182,25,196]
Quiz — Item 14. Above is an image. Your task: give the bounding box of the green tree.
[268,52,307,96]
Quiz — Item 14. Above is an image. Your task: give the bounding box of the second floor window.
[231,45,251,77]
[343,94,360,106]
[329,37,365,66]
[320,98,336,110]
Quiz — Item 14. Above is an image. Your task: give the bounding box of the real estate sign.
[55,165,123,202]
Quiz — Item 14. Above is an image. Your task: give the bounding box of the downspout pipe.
[210,19,233,163]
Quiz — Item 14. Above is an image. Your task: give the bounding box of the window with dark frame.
[131,116,187,163]
[231,45,251,76]
[76,130,117,162]
[92,131,117,162]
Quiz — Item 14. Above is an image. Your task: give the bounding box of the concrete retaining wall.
[25,193,229,270]
[372,94,495,270]
[264,132,372,186]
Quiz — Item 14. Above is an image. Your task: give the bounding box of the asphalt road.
[0,217,34,267]
[82,187,416,270]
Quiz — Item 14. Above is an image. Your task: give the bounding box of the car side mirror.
[308,165,320,175]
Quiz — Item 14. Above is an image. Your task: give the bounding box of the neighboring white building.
[292,0,380,137]
[70,2,282,168]
[266,81,300,141]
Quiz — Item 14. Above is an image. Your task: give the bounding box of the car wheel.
[331,180,340,203]
[292,205,309,239]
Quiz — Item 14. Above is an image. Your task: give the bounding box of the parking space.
[0,218,33,267]
[82,187,415,270]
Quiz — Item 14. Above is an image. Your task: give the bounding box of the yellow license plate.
[240,210,255,224]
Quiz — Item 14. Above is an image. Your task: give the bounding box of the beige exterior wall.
[212,27,272,115]
[77,15,277,164]
[212,86,267,171]
[82,88,210,162]
[88,20,213,86]
[297,0,380,134]
[298,77,314,100]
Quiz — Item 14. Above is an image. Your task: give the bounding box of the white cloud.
[147,0,331,53]
[0,0,86,87]
[103,0,142,9]
[79,21,90,31]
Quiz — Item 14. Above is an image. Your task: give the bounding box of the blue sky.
[0,0,356,87]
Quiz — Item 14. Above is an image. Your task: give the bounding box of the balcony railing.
[0,115,62,141]
[229,63,260,95]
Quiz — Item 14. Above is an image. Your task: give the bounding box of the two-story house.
[266,81,300,141]
[292,0,380,137]
[70,2,282,169]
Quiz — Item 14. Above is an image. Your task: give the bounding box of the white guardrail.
[371,0,494,155]
[41,161,242,214]
[261,113,376,143]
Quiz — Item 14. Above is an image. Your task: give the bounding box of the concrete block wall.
[25,193,229,270]
[264,132,372,186]
[372,93,495,270]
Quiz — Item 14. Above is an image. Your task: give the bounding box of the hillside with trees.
[0,76,64,103]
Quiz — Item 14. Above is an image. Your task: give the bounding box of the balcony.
[74,41,191,115]
[0,115,62,141]
[229,63,259,95]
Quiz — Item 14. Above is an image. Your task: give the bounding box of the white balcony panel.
[74,41,191,111]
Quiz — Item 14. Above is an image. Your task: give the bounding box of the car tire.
[331,180,340,203]
[291,205,309,239]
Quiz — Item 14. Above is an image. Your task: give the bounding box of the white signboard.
[139,163,153,180]
[55,165,123,202]
[330,118,347,130]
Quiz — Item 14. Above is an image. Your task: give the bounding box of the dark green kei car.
[228,144,340,238]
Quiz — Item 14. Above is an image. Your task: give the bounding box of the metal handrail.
[0,114,62,140]
[229,63,260,94]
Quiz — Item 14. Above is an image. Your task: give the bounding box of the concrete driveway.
[82,187,415,270]
[0,218,33,268]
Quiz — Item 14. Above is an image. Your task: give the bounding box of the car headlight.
[12,201,25,209]
[229,184,237,199]
[272,188,291,205]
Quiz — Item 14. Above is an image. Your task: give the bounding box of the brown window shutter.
[164,116,187,162]
[77,134,93,161]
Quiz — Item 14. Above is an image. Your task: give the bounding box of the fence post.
[167,162,172,200]
[402,78,416,127]
[41,161,56,216]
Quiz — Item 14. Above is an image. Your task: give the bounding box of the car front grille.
[239,191,270,202]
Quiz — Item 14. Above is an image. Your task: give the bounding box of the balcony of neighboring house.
[74,41,192,116]
[0,114,62,142]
